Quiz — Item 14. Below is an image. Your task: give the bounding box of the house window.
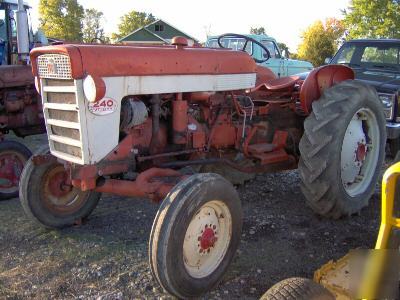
[155,24,164,32]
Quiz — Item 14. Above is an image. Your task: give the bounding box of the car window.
[0,10,6,42]
[10,10,17,40]
[260,40,280,58]
[361,46,399,65]
[207,38,252,55]
[336,44,356,64]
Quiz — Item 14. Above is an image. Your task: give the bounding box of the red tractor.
[0,0,45,199]
[23,34,386,298]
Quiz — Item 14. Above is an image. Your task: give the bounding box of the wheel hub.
[356,143,367,162]
[340,108,380,196]
[341,115,366,184]
[0,152,24,191]
[41,165,85,214]
[48,171,72,198]
[183,200,232,278]
[199,225,217,252]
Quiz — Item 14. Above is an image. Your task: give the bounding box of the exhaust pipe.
[16,0,29,63]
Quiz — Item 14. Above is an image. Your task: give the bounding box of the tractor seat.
[264,75,300,91]
[252,75,300,92]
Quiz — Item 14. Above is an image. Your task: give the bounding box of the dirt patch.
[0,134,384,299]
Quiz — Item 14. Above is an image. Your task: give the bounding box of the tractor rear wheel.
[149,173,242,298]
[260,277,335,300]
[299,80,386,218]
[19,146,101,228]
[0,140,32,200]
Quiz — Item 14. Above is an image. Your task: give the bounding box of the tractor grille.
[41,77,86,164]
[37,54,72,79]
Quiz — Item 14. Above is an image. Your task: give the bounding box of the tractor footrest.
[247,143,276,154]
[251,149,289,165]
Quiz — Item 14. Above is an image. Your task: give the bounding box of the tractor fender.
[300,64,354,114]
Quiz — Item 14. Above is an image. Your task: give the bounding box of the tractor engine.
[117,91,302,165]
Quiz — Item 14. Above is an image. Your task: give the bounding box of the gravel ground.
[0,134,385,299]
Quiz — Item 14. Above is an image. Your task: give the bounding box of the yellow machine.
[262,162,400,300]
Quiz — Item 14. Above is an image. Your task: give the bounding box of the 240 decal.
[88,98,117,116]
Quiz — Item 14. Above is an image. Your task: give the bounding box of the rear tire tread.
[299,80,386,218]
[260,277,335,300]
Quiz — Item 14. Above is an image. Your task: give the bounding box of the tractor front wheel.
[299,80,386,218]
[149,173,242,298]
[19,146,101,228]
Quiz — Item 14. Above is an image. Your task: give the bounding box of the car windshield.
[260,40,280,58]
[332,42,400,71]
[207,38,252,55]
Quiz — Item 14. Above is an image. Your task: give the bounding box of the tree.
[83,9,107,43]
[250,27,266,35]
[343,0,400,39]
[297,18,345,67]
[277,42,289,56]
[112,11,156,41]
[39,0,84,42]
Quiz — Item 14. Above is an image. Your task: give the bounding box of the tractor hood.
[30,44,257,80]
[298,66,400,94]
[353,68,400,94]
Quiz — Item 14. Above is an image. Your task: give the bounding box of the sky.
[28,0,351,51]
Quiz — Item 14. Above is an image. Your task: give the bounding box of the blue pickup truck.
[206,34,313,77]
[325,39,400,156]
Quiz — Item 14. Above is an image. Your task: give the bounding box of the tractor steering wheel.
[217,33,271,63]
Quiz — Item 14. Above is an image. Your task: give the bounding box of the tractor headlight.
[34,76,41,95]
[83,75,106,103]
[378,93,395,120]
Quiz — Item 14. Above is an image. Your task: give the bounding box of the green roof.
[119,19,198,43]
[121,28,165,42]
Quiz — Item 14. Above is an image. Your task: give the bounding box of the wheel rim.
[41,165,87,214]
[0,150,26,194]
[340,107,380,197]
[183,200,232,278]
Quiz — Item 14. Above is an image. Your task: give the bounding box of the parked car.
[326,39,400,156]
[206,34,313,77]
